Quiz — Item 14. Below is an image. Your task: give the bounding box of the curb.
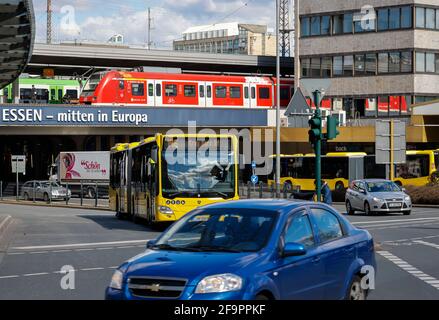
[0,200,112,212]
[0,215,12,239]
[333,202,439,209]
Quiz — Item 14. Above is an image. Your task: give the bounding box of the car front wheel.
[364,202,373,216]
[346,200,355,215]
[346,275,367,300]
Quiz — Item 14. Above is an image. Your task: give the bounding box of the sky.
[33,0,278,49]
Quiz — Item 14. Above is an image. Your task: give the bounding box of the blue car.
[106,200,376,300]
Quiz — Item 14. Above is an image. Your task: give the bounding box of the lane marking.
[11,239,150,250]
[366,221,439,231]
[23,272,49,277]
[30,251,48,255]
[413,240,439,249]
[353,217,439,225]
[0,266,119,280]
[0,275,19,279]
[80,267,104,271]
[377,251,439,290]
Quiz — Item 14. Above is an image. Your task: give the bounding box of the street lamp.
[275,0,281,197]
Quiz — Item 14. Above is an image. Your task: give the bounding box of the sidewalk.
[0,198,111,211]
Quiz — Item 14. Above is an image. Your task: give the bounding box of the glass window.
[321,16,330,35]
[311,57,321,77]
[251,87,256,99]
[148,83,153,96]
[280,87,289,100]
[199,85,205,98]
[311,208,343,243]
[378,96,389,114]
[207,85,211,98]
[301,17,310,37]
[416,52,426,72]
[165,84,177,97]
[184,85,196,97]
[244,87,249,99]
[311,16,320,35]
[426,8,436,29]
[401,6,413,28]
[389,7,401,29]
[156,84,161,97]
[321,57,332,78]
[416,7,425,28]
[389,52,401,73]
[215,86,227,98]
[284,214,315,249]
[343,13,353,33]
[343,55,353,76]
[354,54,365,74]
[378,53,389,73]
[259,87,270,99]
[230,86,241,98]
[378,8,389,30]
[437,9,439,30]
[301,58,311,77]
[365,53,377,75]
[131,83,144,96]
[401,51,413,73]
[426,52,435,72]
[435,54,439,74]
[333,15,343,34]
[333,56,343,76]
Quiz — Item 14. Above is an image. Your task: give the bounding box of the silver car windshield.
[366,181,401,193]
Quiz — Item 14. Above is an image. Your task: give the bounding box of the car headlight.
[373,197,383,202]
[195,273,242,294]
[52,190,59,195]
[159,206,173,214]
[405,196,411,201]
[109,270,124,290]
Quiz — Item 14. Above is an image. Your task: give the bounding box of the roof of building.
[182,22,268,37]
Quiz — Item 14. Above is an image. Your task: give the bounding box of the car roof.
[200,199,317,214]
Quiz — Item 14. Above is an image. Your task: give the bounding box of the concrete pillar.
[12,79,19,104]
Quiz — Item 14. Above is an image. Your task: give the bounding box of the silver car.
[21,180,71,202]
[345,179,412,216]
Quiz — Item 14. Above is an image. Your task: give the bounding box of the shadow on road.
[77,214,170,233]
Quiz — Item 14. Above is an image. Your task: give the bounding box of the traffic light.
[326,115,340,140]
[308,116,322,145]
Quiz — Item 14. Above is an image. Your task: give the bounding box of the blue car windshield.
[366,181,401,193]
[153,209,278,253]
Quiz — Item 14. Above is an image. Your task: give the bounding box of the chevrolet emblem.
[149,284,160,292]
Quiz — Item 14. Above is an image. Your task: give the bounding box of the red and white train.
[79,70,295,108]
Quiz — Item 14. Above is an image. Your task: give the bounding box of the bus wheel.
[394,181,402,187]
[335,182,345,193]
[284,181,293,192]
[430,172,439,185]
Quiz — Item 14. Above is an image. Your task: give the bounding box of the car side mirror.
[359,188,366,194]
[282,242,307,257]
[146,239,156,249]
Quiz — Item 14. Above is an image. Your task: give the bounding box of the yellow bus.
[393,150,439,187]
[268,153,367,192]
[110,133,239,224]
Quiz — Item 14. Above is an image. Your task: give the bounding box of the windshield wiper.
[167,190,196,198]
[186,245,243,253]
[150,244,202,252]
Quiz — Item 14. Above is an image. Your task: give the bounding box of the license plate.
[389,202,402,208]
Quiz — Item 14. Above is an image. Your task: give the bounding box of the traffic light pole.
[313,90,322,202]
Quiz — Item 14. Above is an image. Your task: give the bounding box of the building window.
[311,57,321,77]
[311,16,320,35]
[401,6,413,28]
[389,7,401,29]
[416,52,426,72]
[333,15,343,34]
[321,16,331,35]
[343,55,353,76]
[321,57,332,77]
[365,53,377,75]
[165,84,177,97]
[426,8,436,29]
[378,96,389,114]
[230,86,241,98]
[401,51,413,73]
[301,58,311,77]
[215,86,227,98]
[389,52,401,73]
[333,56,343,76]
[378,8,389,30]
[343,13,353,33]
[378,53,389,73]
[301,17,310,37]
[426,52,435,72]
[435,53,439,73]
[416,7,425,28]
[354,54,365,75]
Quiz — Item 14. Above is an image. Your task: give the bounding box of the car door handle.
[312,256,321,264]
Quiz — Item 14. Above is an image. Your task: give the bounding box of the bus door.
[205,82,213,107]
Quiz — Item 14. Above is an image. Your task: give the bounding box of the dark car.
[106,199,376,300]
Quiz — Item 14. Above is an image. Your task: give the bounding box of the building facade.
[299,0,439,119]
[173,22,276,56]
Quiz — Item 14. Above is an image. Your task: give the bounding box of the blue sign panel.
[251,175,259,185]
[0,105,268,127]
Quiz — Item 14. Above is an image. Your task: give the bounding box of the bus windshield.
[82,72,106,92]
[161,138,236,199]
[435,151,439,171]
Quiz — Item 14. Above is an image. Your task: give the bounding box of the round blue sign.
[251,175,259,185]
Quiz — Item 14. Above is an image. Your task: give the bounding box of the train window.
[200,85,205,98]
[131,83,145,96]
[280,87,289,100]
[119,81,124,90]
[165,84,177,97]
[244,87,249,99]
[156,84,161,97]
[66,89,78,99]
[51,89,55,99]
[148,83,154,96]
[184,85,196,97]
[259,87,270,99]
[58,89,63,99]
[207,85,212,98]
[215,86,227,98]
[230,86,241,98]
[251,87,256,99]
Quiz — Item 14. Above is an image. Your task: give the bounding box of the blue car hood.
[124,249,263,285]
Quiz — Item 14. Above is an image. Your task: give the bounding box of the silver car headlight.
[52,190,59,195]
[109,270,124,290]
[405,196,411,202]
[373,197,384,202]
[195,273,242,294]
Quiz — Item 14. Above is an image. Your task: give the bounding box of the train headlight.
[159,206,174,214]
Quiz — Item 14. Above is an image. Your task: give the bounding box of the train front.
[79,71,111,104]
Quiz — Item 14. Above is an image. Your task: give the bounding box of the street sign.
[251,161,256,169]
[251,175,259,185]
[375,120,406,164]
[300,79,331,105]
[11,155,26,174]
[284,87,310,116]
